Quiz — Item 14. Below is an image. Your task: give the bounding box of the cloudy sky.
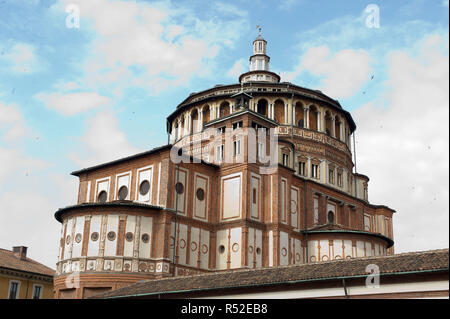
[0,0,448,268]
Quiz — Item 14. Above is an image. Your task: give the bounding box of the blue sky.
[0,0,448,267]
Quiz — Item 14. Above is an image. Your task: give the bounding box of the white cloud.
[69,109,142,168]
[226,58,247,79]
[51,0,248,94]
[278,0,302,10]
[354,34,449,253]
[0,101,28,141]
[0,42,41,74]
[35,92,111,116]
[284,45,371,99]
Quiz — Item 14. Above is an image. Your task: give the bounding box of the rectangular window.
[9,281,19,299]
[32,285,42,299]
[232,121,242,130]
[282,154,289,166]
[233,140,240,156]
[312,164,319,179]
[257,142,264,160]
[216,145,224,162]
[329,168,334,184]
[337,172,343,187]
[218,126,226,134]
[299,161,306,176]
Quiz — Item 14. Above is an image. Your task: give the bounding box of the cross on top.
[256,25,262,36]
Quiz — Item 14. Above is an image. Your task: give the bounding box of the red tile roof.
[0,248,55,277]
[94,249,449,299]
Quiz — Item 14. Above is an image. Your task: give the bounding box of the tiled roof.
[94,249,449,299]
[0,248,55,277]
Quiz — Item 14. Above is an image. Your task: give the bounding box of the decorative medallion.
[139,180,150,196]
[91,232,99,241]
[75,233,82,243]
[139,262,147,272]
[281,248,287,257]
[179,239,186,249]
[141,233,149,243]
[248,246,254,254]
[107,231,116,241]
[232,243,239,252]
[296,253,301,261]
[322,255,329,261]
[65,235,71,245]
[335,255,342,260]
[256,247,261,255]
[125,232,134,242]
[290,200,297,214]
[201,244,208,254]
[163,264,169,272]
[196,188,205,201]
[310,256,316,262]
[191,242,198,252]
[124,263,131,271]
[219,245,225,254]
[149,263,155,271]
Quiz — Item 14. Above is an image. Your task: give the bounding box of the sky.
[0,0,448,268]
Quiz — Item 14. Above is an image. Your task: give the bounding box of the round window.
[256,247,261,255]
[141,233,150,243]
[91,232,99,242]
[125,232,134,242]
[107,231,116,241]
[139,180,150,196]
[75,233,82,243]
[175,182,184,195]
[196,188,205,201]
[219,245,225,254]
[118,186,128,200]
[97,190,107,203]
[65,235,71,245]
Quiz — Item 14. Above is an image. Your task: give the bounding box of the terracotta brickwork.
[54,35,396,298]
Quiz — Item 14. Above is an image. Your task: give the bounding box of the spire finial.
[256,24,262,36]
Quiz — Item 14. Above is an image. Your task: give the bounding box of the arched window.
[328,211,334,224]
[219,101,230,118]
[257,99,268,117]
[325,111,332,136]
[274,99,285,124]
[335,116,341,140]
[295,102,304,127]
[191,109,198,134]
[202,105,210,125]
[309,106,318,130]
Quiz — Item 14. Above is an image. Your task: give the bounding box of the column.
[317,111,321,131]
[320,109,326,133]
[198,110,203,132]
[293,103,296,125]
[304,107,309,129]
[284,103,288,124]
[331,116,335,138]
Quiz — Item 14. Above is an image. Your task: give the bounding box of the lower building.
[0,246,54,299]
[93,249,449,299]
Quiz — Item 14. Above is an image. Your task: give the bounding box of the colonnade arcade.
[171,96,351,147]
